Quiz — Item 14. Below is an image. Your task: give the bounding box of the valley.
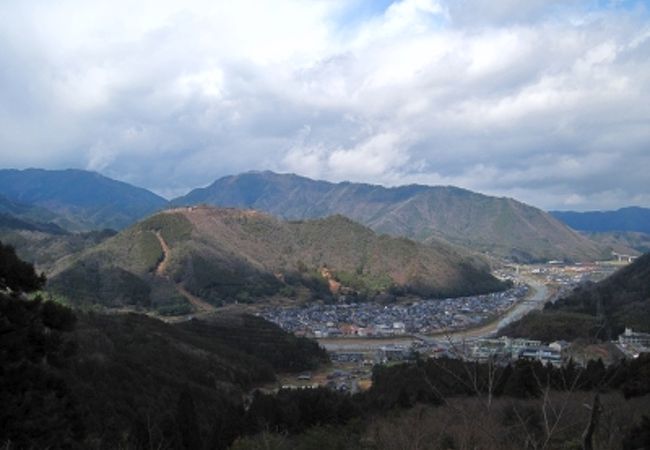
[1,167,649,449]
[4,3,650,446]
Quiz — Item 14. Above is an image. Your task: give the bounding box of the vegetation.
[3,247,650,449]
[586,230,650,255]
[48,207,507,311]
[498,310,603,342]
[0,227,117,274]
[0,240,45,293]
[139,212,193,244]
[504,253,650,341]
[173,171,607,262]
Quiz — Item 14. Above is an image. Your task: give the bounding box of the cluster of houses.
[260,286,529,337]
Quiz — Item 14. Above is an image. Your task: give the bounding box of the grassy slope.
[173,171,606,262]
[49,206,507,310]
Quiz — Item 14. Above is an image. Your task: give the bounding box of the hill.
[551,207,650,234]
[500,252,650,341]
[0,227,117,275]
[585,231,650,256]
[48,206,507,312]
[1,243,327,449]
[173,171,606,262]
[0,295,327,448]
[0,168,168,230]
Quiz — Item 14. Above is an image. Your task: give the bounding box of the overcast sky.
[1,0,649,210]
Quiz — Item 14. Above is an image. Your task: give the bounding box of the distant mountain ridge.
[0,168,608,262]
[0,168,168,230]
[551,207,650,234]
[49,206,506,312]
[173,171,606,262]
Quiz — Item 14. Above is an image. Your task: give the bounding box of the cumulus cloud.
[0,0,649,210]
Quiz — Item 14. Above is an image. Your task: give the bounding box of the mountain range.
[551,207,650,234]
[174,171,606,262]
[0,168,613,263]
[48,206,506,312]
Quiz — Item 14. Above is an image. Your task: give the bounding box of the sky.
[1,0,649,210]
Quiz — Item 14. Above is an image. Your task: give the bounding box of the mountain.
[551,207,650,234]
[501,252,650,341]
[0,194,78,229]
[0,168,168,230]
[0,212,68,235]
[0,226,117,275]
[584,231,650,256]
[49,206,507,313]
[173,171,606,262]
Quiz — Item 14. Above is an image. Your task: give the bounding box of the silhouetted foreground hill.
[1,242,328,449]
[552,206,650,234]
[49,206,507,312]
[0,294,327,449]
[501,252,650,341]
[173,171,606,262]
[0,169,167,231]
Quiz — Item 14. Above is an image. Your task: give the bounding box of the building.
[618,328,650,347]
[518,346,562,366]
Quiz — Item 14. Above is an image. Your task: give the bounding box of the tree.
[0,240,45,293]
[175,389,202,450]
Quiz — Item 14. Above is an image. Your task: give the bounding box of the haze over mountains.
[551,207,650,235]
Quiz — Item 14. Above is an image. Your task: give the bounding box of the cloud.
[0,0,649,211]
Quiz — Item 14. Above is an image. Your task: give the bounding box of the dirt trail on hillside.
[154,231,170,277]
[176,284,216,314]
[153,231,215,313]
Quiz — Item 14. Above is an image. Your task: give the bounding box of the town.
[260,285,529,337]
[263,261,639,393]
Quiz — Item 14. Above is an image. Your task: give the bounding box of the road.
[426,277,551,342]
